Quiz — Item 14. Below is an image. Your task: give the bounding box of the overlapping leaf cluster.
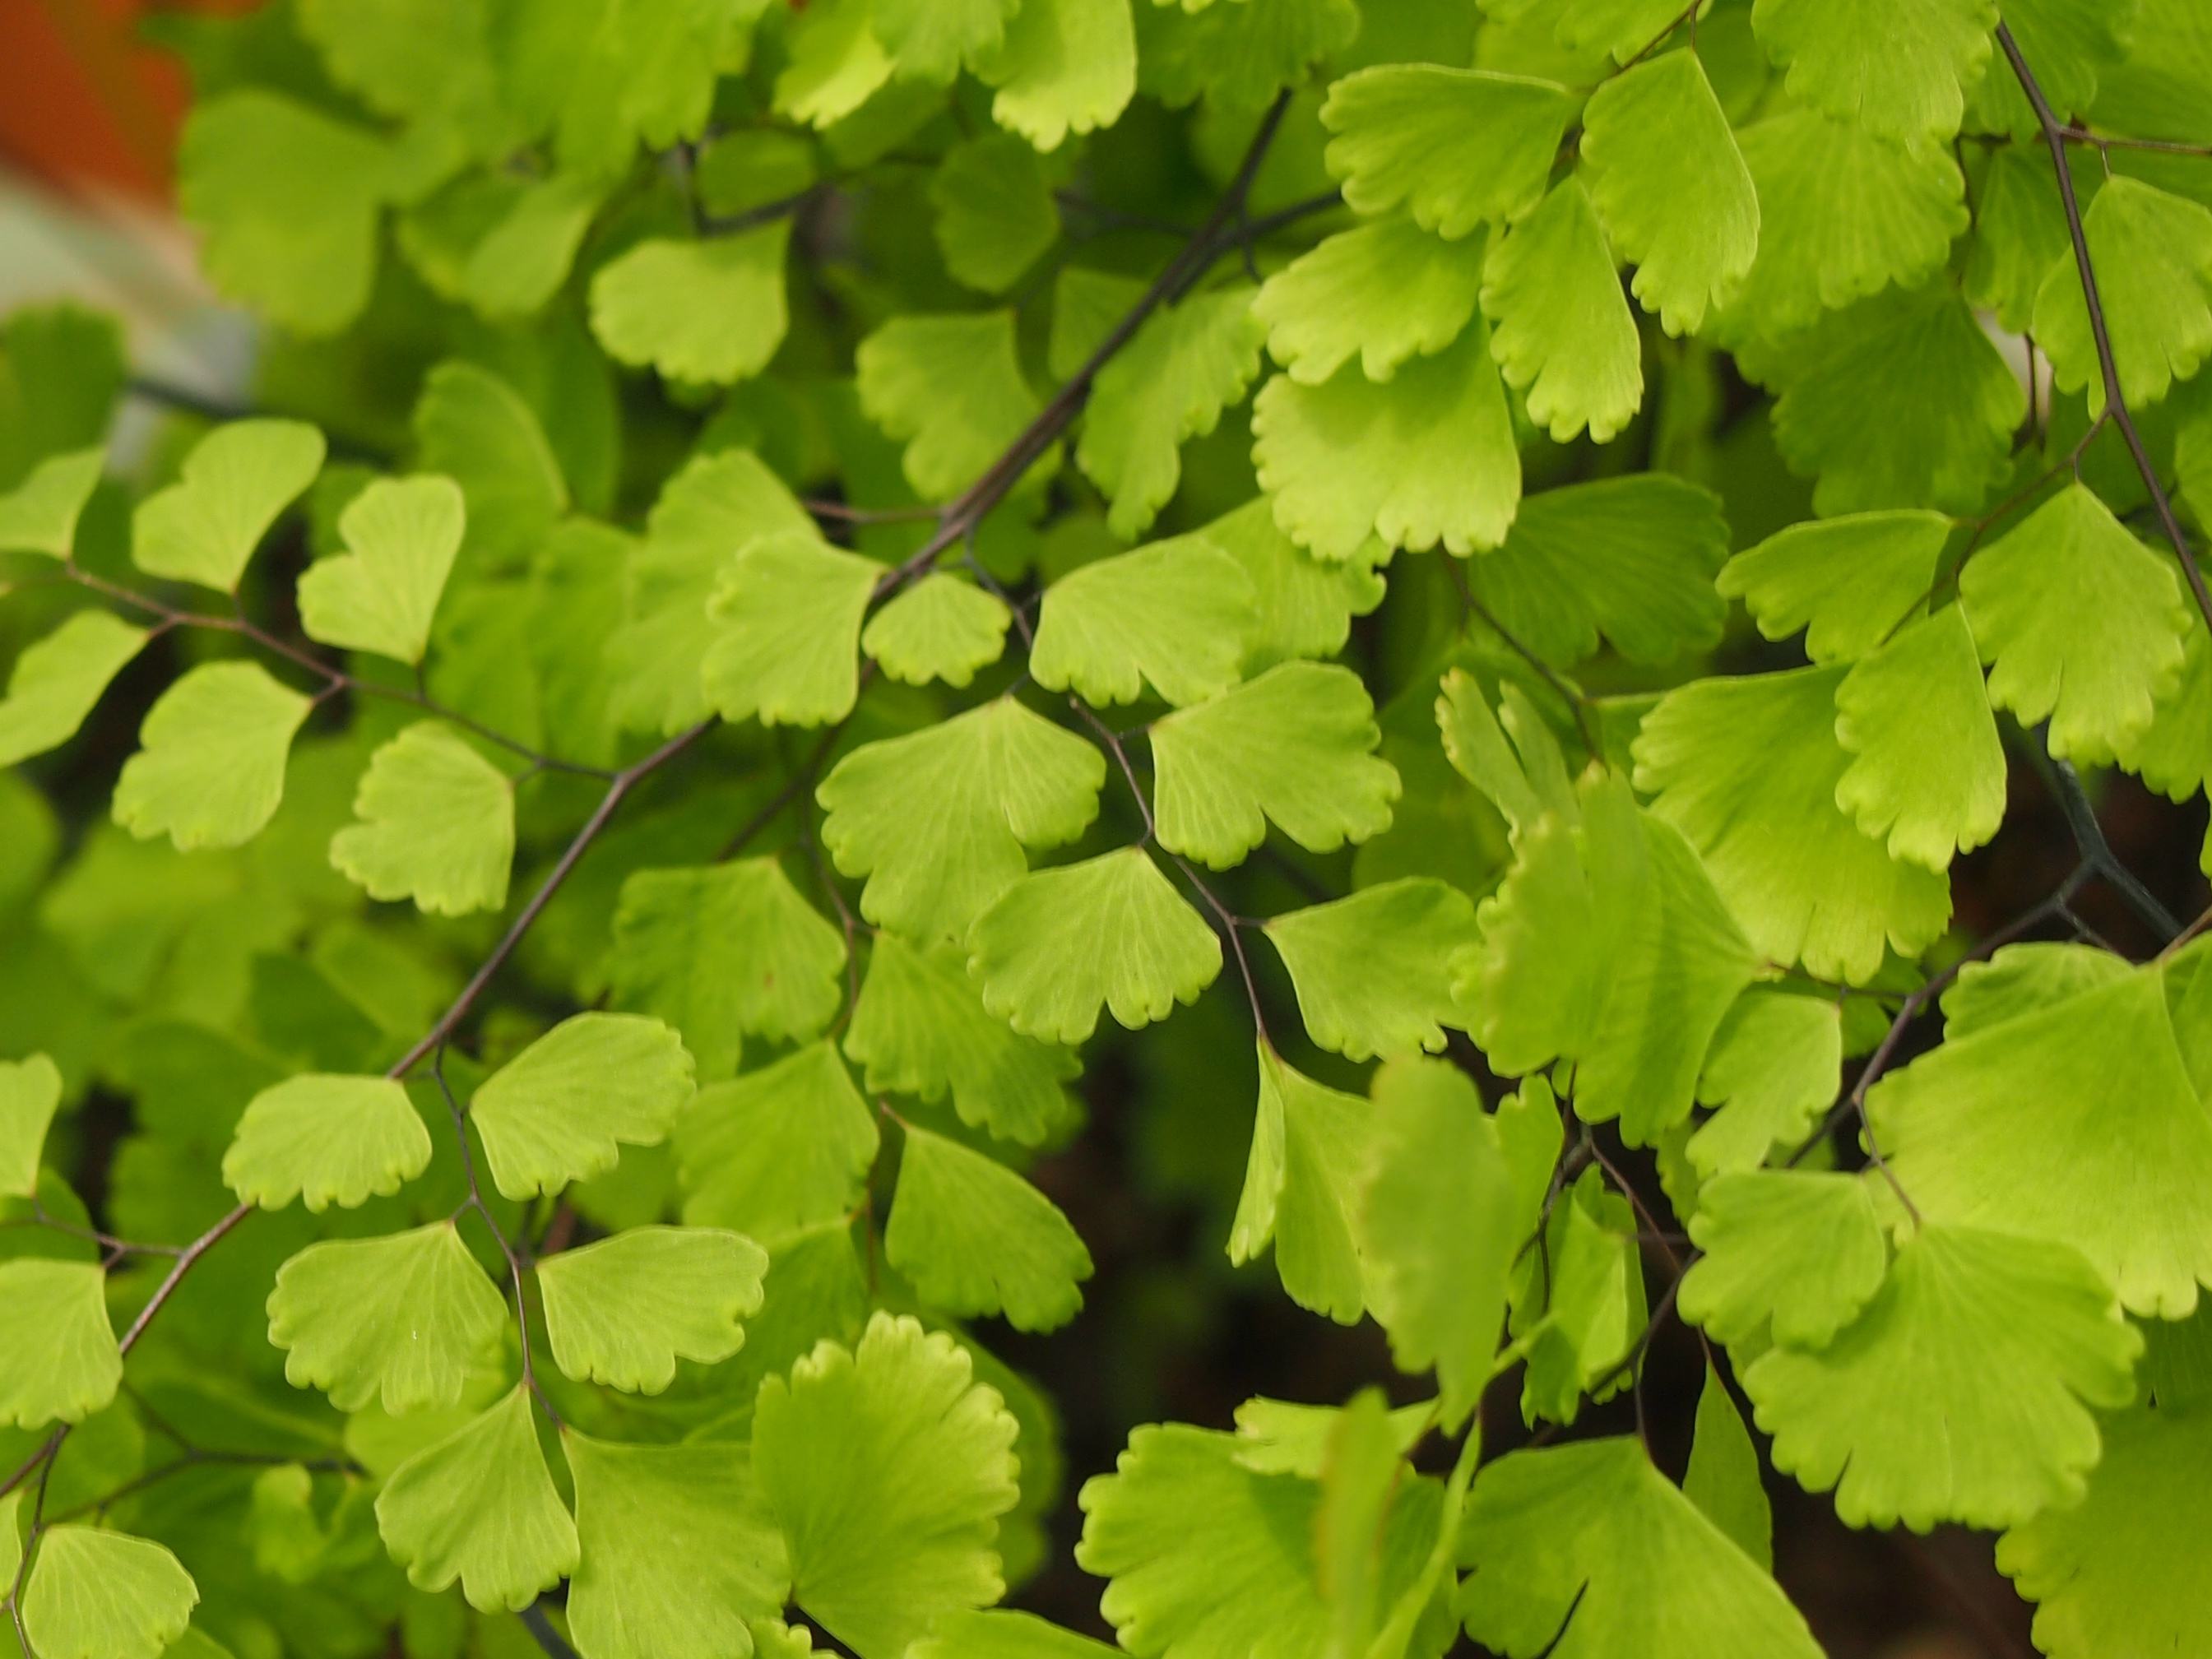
[2,0,2210,1656]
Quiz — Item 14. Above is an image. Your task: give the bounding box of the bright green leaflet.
[221,1074,433,1212]
[1313,1389,1409,1659]
[1743,1225,2140,1531]
[1252,324,1521,560]
[563,1434,790,1659]
[1229,1043,1371,1325]
[0,611,150,770]
[878,0,1023,86]
[1684,1367,1773,1570]
[2033,175,2212,410]
[608,859,848,1078]
[702,532,883,729]
[1029,534,1257,708]
[1262,878,1477,1062]
[0,1053,61,1197]
[410,360,568,569]
[1687,989,1843,1177]
[968,846,1223,1044]
[1578,51,1759,336]
[1202,498,1386,675]
[0,1259,120,1428]
[112,662,313,853]
[1252,215,1485,385]
[752,1314,1020,1659]
[975,0,1139,151]
[328,722,515,916]
[130,419,326,592]
[1715,509,1952,665]
[20,1525,199,1659]
[264,1221,506,1413]
[842,933,1080,1146]
[0,447,103,558]
[590,224,794,386]
[860,573,1013,689]
[1750,0,1994,141]
[1508,1168,1646,1425]
[856,312,1041,499]
[1869,967,2212,1318]
[910,1610,1121,1659]
[1958,481,2190,763]
[884,1123,1094,1332]
[296,475,465,665]
[1456,1439,1820,1659]
[468,1013,696,1201]
[373,1386,580,1613]
[536,1226,767,1393]
[1319,65,1579,238]
[676,1041,880,1244]
[1679,1170,1889,1349]
[1938,940,2132,1040]
[1150,662,1400,869]
[816,696,1106,943]
[1480,178,1643,443]
[1359,1059,1519,1428]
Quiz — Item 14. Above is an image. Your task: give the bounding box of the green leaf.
[0,447,102,558]
[1959,482,2190,762]
[329,722,515,915]
[1458,771,1761,1146]
[1716,509,1951,664]
[1253,215,1485,385]
[1031,534,1256,707]
[0,611,151,768]
[1578,51,1760,336]
[861,572,1013,688]
[1320,66,1579,238]
[221,1074,433,1212]
[2033,176,2212,410]
[1456,1439,1821,1659]
[1359,1058,1519,1426]
[1939,941,2132,1041]
[843,933,1080,1146]
[1203,497,1386,675]
[502,0,748,169]
[772,0,893,127]
[537,1226,767,1393]
[1151,662,1399,869]
[968,846,1223,1044]
[0,1259,119,1427]
[1750,0,1994,140]
[753,1313,1020,1658]
[817,696,1106,943]
[1964,145,2079,333]
[1832,604,2006,869]
[1634,664,1952,984]
[296,475,465,665]
[608,449,814,736]
[1680,1170,1889,1348]
[1136,0,1361,111]
[131,419,326,592]
[589,225,793,385]
[677,1042,879,1244]
[1077,1422,1445,1659]
[874,0,1020,79]
[1313,1388,1409,1659]
[1767,284,2025,514]
[178,91,394,336]
[1481,178,1643,443]
[1078,286,1267,539]
[885,1122,1094,1331]
[2116,621,2212,804]
[1997,1396,2212,1659]
[1684,1367,1772,1570]
[1230,1043,1371,1324]
[563,1433,790,1659]
[266,1221,505,1411]
[856,312,1042,500]
[411,361,568,571]
[0,1054,61,1198]
[610,860,847,1077]
[1686,989,1843,1177]
[1253,326,1521,560]
[1870,966,2212,1318]
[112,662,313,853]
[976,0,1138,151]
[1264,878,1476,1062]
[910,1611,1120,1659]
[374,1386,580,1612]
[931,133,1060,292]
[702,532,883,728]
[1466,474,1728,667]
[1502,1171,1644,1420]
[21,1526,198,1659]
[1742,1226,2140,1529]
[469,1013,696,1201]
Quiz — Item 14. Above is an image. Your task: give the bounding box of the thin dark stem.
[1173,855,1272,1046]
[2024,737,2182,939]
[716,715,853,860]
[1997,23,2212,637]
[519,1601,582,1659]
[2055,123,2212,158]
